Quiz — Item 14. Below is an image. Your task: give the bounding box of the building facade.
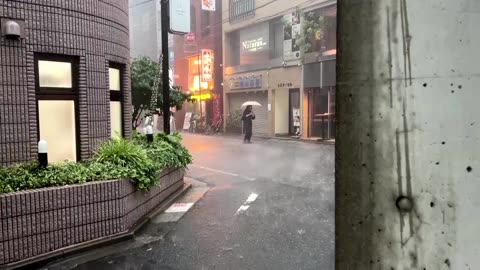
[173,0,223,130]
[222,0,336,140]
[0,0,131,165]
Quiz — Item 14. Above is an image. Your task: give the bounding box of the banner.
[283,11,301,61]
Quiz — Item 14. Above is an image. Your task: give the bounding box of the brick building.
[0,0,131,165]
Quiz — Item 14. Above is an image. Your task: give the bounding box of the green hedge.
[0,133,192,194]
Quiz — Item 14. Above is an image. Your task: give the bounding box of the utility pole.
[161,0,170,134]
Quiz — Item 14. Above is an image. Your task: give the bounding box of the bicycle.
[204,116,223,135]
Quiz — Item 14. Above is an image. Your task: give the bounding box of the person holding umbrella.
[242,104,256,143]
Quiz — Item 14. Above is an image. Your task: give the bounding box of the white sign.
[268,103,271,111]
[293,108,301,127]
[169,0,190,34]
[165,203,194,213]
[202,0,216,11]
[183,112,192,130]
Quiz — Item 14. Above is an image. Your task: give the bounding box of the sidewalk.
[181,131,336,145]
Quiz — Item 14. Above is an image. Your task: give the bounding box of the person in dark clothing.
[242,105,255,143]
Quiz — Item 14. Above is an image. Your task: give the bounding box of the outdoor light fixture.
[146,125,154,143]
[38,140,48,167]
[2,19,22,40]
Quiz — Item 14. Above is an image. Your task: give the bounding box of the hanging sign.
[202,0,216,11]
[170,0,190,34]
[201,49,213,82]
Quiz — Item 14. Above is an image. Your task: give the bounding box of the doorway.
[288,88,300,135]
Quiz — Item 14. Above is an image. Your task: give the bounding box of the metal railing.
[229,0,255,23]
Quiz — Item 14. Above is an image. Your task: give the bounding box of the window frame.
[34,54,81,161]
[108,62,124,138]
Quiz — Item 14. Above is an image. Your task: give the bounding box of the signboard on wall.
[183,112,192,130]
[283,11,301,61]
[185,33,195,43]
[230,74,263,90]
[201,49,213,82]
[202,0,216,11]
[240,23,269,54]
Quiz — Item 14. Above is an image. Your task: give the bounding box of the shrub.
[0,134,192,194]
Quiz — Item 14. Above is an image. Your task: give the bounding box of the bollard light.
[146,125,154,143]
[38,140,48,167]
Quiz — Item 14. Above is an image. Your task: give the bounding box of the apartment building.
[222,0,336,140]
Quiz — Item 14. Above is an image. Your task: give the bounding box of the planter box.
[0,168,185,266]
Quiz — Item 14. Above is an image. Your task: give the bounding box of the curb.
[9,182,192,270]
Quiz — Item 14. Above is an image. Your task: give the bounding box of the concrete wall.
[275,89,289,134]
[336,0,480,269]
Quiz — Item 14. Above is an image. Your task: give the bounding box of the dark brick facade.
[0,168,185,266]
[0,0,131,165]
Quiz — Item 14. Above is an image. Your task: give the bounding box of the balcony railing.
[229,0,255,23]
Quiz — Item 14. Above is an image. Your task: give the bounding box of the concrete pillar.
[268,88,275,137]
[300,64,309,139]
[336,0,480,269]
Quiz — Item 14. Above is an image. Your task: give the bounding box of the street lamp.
[38,140,48,167]
[146,125,154,143]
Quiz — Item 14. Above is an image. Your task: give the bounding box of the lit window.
[36,55,78,163]
[110,101,122,138]
[109,68,121,91]
[109,66,123,138]
[38,60,72,88]
[38,100,77,162]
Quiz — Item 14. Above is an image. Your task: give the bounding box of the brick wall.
[0,168,185,266]
[0,0,131,165]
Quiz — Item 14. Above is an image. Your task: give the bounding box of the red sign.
[185,33,195,43]
[201,49,213,82]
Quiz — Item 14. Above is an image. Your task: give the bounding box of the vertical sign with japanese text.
[201,49,213,82]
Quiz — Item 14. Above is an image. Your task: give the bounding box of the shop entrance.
[308,86,336,140]
[288,89,300,135]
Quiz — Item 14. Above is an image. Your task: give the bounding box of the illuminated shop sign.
[201,49,213,82]
[241,37,267,52]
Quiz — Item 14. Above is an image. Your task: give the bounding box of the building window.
[270,18,284,59]
[35,55,79,162]
[109,65,123,138]
[229,0,255,23]
[38,61,72,88]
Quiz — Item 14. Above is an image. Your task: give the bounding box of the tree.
[131,57,190,129]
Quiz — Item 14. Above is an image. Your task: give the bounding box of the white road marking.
[190,164,256,181]
[165,203,194,213]
[235,193,259,215]
[235,205,250,215]
[246,193,258,203]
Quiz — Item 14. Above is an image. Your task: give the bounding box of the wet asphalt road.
[55,134,335,270]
